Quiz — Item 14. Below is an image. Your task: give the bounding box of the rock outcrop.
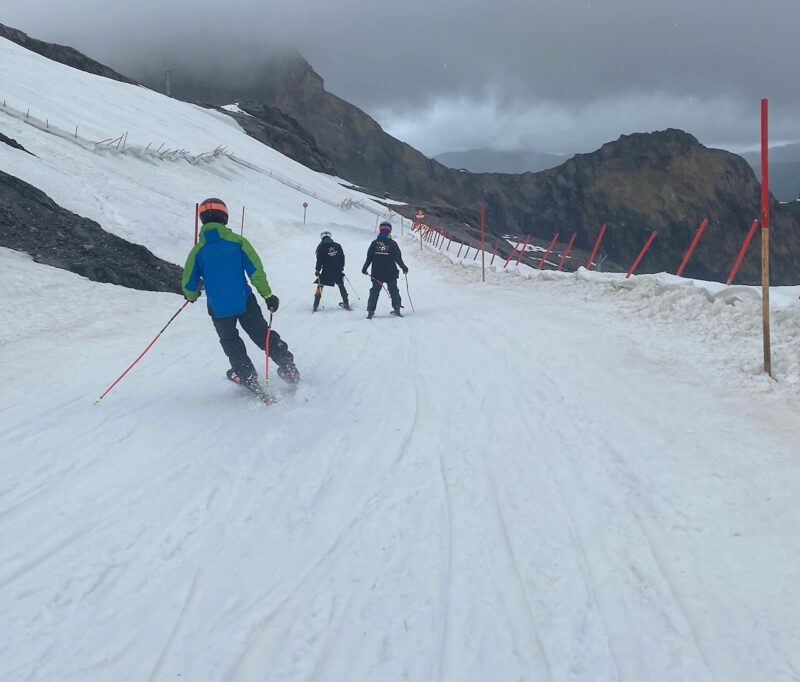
[0,171,181,293]
[221,99,335,175]
[0,23,138,85]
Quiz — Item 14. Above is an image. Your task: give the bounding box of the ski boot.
[339,301,352,311]
[277,361,301,387]
[367,310,374,319]
[390,307,404,317]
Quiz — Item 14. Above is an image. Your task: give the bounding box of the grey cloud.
[4,0,799,155]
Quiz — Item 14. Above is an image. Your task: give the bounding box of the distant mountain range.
[434,148,571,174]
[437,145,800,202]
[741,144,800,202]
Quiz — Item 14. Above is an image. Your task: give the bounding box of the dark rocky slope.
[0,171,181,293]
[0,23,138,85]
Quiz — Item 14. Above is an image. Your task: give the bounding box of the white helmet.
[320,230,332,239]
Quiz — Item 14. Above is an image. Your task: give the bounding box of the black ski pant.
[211,294,293,380]
[314,280,349,308]
[367,277,401,312]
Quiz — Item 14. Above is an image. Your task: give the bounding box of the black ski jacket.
[315,238,345,286]
[363,236,407,282]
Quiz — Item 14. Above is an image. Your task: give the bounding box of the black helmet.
[379,220,392,233]
[199,197,228,225]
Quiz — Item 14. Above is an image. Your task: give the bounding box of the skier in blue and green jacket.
[182,198,299,389]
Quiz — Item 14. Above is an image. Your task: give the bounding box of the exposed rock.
[0,23,138,85]
[220,99,335,175]
[0,171,181,293]
[0,132,33,155]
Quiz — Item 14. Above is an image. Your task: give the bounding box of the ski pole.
[404,273,416,313]
[95,301,189,404]
[343,273,361,300]
[264,311,273,386]
[364,273,391,298]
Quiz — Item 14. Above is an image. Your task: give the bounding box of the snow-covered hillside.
[2,36,800,682]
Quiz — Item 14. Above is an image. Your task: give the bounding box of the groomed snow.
[2,36,800,682]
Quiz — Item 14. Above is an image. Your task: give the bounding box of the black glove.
[315,271,320,277]
[402,267,409,275]
[362,267,368,275]
[265,295,280,312]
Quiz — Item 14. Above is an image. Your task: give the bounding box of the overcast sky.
[4,0,799,156]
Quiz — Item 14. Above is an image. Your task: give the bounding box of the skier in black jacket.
[314,231,350,311]
[362,220,408,318]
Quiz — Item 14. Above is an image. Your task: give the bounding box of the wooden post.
[537,232,560,270]
[556,233,577,271]
[480,203,486,282]
[675,218,710,277]
[586,223,607,270]
[726,220,759,285]
[761,98,772,376]
[625,231,658,278]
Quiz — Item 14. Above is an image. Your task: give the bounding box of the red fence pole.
[464,245,471,259]
[490,240,499,265]
[502,240,520,269]
[727,220,759,285]
[447,234,453,251]
[194,203,199,244]
[625,231,658,278]
[514,234,532,266]
[457,242,464,258]
[761,98,772,375]
[675,218,709,277]
[480,203,486,282]
[556,233,577,271]
[537,232,560,270]
[586,223,607,270]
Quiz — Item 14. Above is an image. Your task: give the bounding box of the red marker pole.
[760,98,772,376]
[514,234,531,267]
[675,218,709,277]
[625,231,658,279]
[727,220,759,285]
[586,223,607,270]
[490,240,499,265]
[537,232,559,270]
[503,240,521,269]
[480,203,486,282]
[556,233,577,271]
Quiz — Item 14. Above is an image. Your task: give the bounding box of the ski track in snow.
[2,35,800,681]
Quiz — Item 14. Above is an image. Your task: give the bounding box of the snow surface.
[2,36,800,681]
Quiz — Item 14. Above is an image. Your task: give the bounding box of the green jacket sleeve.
[181,244,202,300]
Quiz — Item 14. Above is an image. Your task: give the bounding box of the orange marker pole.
[675,218,709,277]
[556,233,577,271]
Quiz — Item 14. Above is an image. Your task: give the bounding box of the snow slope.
[2,37,800,682]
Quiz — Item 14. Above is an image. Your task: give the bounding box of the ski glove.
[265,295,280,313]
[402,267,409,274]
[362,267,368,275]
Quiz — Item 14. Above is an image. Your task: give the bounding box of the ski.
[226,370,279,406]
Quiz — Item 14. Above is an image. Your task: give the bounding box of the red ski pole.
[95,301,189,404]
